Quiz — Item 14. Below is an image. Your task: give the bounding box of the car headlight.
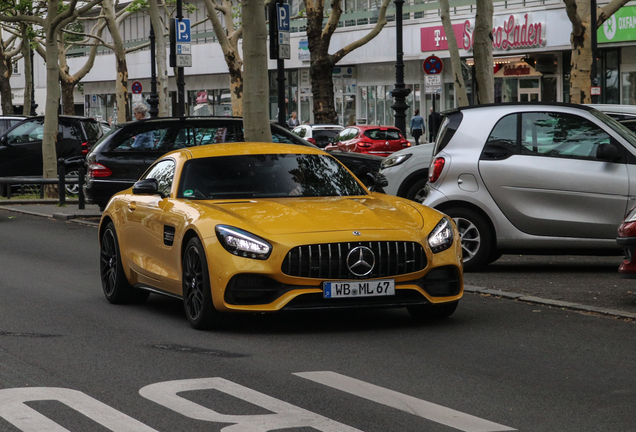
[215,225,272,260]
[428,217,454,253]
[381,153,413,169]
[625,206,636,223]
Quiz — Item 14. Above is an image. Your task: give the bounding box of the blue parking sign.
[277,4,290,32]
[175,18,191,43]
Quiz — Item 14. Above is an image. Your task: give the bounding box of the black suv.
[84,117,384,210]
[0,115,103,177]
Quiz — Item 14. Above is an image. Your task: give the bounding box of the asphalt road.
[0,210,634,432]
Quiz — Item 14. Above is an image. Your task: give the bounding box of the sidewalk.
[0,199,102,225]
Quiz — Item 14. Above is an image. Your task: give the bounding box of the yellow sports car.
[99,143,463,329]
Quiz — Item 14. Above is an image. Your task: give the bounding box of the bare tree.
[148,0,170,116]
[58,18,108,115]
[0,29,21,114]
[564,0,630,103]
[305,0,391,124]
[0,0,104,184]
[241,0,272,142]
[440,0,468,107]
[202,0,243,116]
[473,0,493,104]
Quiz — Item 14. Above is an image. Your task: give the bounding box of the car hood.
[196,195,425,235]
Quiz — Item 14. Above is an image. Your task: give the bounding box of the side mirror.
[597,143,619,162]
[0,135,7,146]
[132,178,165,197]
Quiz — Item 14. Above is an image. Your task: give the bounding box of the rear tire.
[444,207,493,272]
[100,222,148,304]
[406,177,429,203]
[182,237,224,330]
[407,301,458,319]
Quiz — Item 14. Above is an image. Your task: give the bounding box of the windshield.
[590,108,636,149]
[178,153,367,200]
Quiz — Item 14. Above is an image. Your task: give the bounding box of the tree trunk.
[0,38,13,115]
[241,0,272,142]
[474,0,494,104]
[115,55,129,122]
[570,19,593,103]
[61,79,76,115]
[42,34,61,183]
[228,57,243,117]
[21,26,32,116]
[440,0,469,107]
[310,57,337,124]
[148,0,170,116]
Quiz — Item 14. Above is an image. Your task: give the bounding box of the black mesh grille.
[282,241,427,279]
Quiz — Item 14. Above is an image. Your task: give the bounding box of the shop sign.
[298,39,310,61]
[332,67,355,79]
[503,64,531,76]
[598,6,636,43]
[421,13,545,52]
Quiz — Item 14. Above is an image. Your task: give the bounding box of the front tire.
[444,207,493,272]
[407,301,458,319]
[100,222,148,304]
[182,237,222,330]
[406,177,429,203]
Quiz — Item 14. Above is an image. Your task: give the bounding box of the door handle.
[128,202,137,211]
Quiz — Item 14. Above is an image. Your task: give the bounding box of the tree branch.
[563,0,583,36]
[598,0,631,27]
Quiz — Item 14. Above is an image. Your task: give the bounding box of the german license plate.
[323,279,395,298]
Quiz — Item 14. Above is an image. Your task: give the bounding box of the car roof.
[173,142,327,160]
[306,124,343,129]
[442,102,597,116]
[354,125,400,130]
[587,104,636,117]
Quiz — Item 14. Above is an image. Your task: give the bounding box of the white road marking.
[139,377,362,431]
[0,387,159,432]
[294,371,516,432]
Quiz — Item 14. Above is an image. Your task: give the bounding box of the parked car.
[421,102,636,271]
[85,117,384,210]
[381,103,636,205]
[617,205,636,278]
[291,124,343,148]
[99,142,463,329]
[324,125,410,157]
[0,115,27,135]
[0,115,103,196]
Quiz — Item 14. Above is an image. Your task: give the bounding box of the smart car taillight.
[88,163,112,178]
[81,141,90,155]
[429,157,445,183]
[358,141,373,148]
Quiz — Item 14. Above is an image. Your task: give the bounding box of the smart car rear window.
[433,111,463,154]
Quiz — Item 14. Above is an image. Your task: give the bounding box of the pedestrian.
[287,111,300,128]
[409,109,425,146]
[428,107,442,142]
[131,103,154,149]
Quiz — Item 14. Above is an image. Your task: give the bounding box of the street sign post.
[423,55,443,75]
[277,4,290,60]
[169,18,192,68]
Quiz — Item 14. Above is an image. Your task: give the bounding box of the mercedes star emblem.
[346,246,375,277]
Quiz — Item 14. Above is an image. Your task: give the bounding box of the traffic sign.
[277,4,290,32]
[175,18,191,43]
[423,55,443,75]
[425,75,442,94]
[176,55,192,67]
[177,43,191,54]
[131,81,142,94]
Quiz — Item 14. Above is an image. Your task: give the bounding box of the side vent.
[164,226,175,246]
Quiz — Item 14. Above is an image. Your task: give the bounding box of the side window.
[481,114,518,160]
[520,112,612,160]
[143,159,175,197]
[293,127,305,138]
[113,127,171,151]
[337,128,352,141]
[348,128,360,140]
[82,121,103,142]
[6,119,45,144]
[61,122,81,140]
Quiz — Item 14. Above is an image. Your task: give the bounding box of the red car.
[324,125,410,157]
[617,205,636,278]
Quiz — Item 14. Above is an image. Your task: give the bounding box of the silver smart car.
[423,102,636,271]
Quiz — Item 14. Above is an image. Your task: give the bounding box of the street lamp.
[391,0,410,137]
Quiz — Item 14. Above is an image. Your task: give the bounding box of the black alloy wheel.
[100,222,149,304]
[182,237,221,330]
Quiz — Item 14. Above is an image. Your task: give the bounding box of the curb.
[465,285,636,320]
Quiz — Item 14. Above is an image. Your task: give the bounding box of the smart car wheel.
[406,178,428,203]
[100,222,149,304]
[445,207,493,272]
[182,237,220,330]
[407,301,458,319]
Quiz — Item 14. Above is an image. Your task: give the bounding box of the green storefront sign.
[598,6,636,43]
